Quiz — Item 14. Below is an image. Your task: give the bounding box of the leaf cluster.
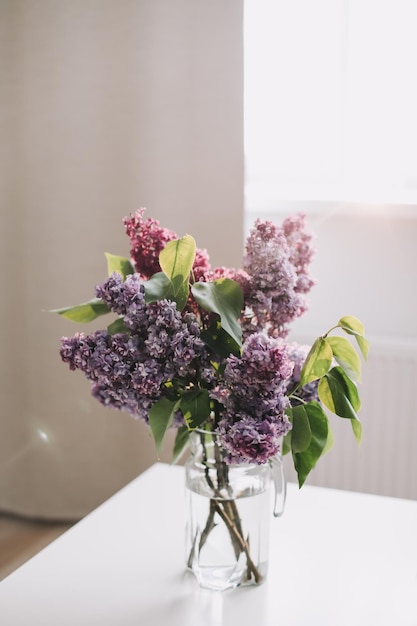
[284,316,369,487]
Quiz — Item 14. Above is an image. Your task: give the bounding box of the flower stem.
[213,500,263,584]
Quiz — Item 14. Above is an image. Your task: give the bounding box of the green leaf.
[159,235,196,308]
[144,271,189,311]
[171,280,190,312]
[338,315,369,362]
[179,388,211,430]
[51,298,109,323]
[200,321,241,357]
[172,426,190,464]
[327,336,362,383]
[191,278,244,347]
[160,235,196,291]
[338,315,365,336]
[104,252,135,280]
[144,236,196,311]
[149,397,179,456]
[351,417,362,444]
[299,337,333,385]
[144,270,190,310]
[323,421,335,455]
[143,272,173,302]
[292,402,329,488]
[318,366,361,418]
[107,317,129,335]
[282,432,291,456]
[286,405,312,453]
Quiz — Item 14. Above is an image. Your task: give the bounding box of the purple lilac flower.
[242,214,315,338]
[60,330,161,421]
[213,332,293,464]
[96,273,148,332]
[60,278,211,423]
[281,214,316,294]
[221,333,293,409]
[218,416,283,465]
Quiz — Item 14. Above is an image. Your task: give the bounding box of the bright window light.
[244,0,417,212]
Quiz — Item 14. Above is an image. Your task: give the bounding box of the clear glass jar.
[185,429,286,591]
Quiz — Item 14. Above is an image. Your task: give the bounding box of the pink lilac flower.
[123,208,212,282]
[122,208,213,320]
[123,208,177,279]
[192,248,211,281]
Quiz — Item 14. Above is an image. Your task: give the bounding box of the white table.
[1,463,416,626]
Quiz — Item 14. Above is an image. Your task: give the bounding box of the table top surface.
[1,462,416,626]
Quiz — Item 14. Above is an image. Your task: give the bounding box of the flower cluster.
[60,272,212,423]
[214,333,294,463]
[242,215,315,338]
[60,209,316,463]
[123,208,211,282]
[59,207,363,474]
[123,209,178,279]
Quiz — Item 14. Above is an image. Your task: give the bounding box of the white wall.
[0,0,244,519]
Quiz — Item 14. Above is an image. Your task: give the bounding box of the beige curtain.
[0,0,244,520]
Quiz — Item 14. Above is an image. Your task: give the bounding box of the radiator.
[283,337,417,500]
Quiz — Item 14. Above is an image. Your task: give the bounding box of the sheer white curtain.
[0,0,244,519]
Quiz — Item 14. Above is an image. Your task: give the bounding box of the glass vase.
[185,429,286,591]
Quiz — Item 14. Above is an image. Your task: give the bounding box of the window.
[244,0,417,215]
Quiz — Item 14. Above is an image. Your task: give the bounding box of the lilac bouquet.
[56,208,368,487]
[56,209,369,588]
